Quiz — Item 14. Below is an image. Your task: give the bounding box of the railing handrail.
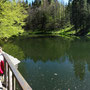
[3,52,32,90]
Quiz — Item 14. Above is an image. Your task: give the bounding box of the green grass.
[51,26,75,35]
[20,26,76,38]
[87,32,90,36]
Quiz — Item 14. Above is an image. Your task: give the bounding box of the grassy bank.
[51,26,75,35]
[21,26,75,37]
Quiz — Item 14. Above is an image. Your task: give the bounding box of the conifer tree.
[71,0,89,34]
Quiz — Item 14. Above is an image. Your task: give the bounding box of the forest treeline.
[0,0,90,38]
[26,0,68,31]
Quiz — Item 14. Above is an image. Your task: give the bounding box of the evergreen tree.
[71,0,89,35]
[71,0,80,32]
[26,0,67,31]
[32,0,41,8]
[79,0,87,29]
[87,0,90,28]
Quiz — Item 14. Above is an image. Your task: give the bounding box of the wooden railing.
[3,52,32,90]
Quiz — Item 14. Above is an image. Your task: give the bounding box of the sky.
[27,0,69,4]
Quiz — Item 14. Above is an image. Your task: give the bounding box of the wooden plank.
[5,63,8,89]
[3,53,32,90]
[4,60,6,88]
[8,66,10,90]
[0,79,3,90]
[3,52,20,66]
[12,74,14,90]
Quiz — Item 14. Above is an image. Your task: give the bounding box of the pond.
[2,36,90,90]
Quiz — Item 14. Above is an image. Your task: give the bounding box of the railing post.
[8,66,10,90]
[3,52,32,90]
[5,62,8,89]
[4,59,6,87]
[12,74,16,90]
[3,52,20,90]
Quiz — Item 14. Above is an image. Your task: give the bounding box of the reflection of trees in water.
[2,42,25,60]
[74,61,85,80]
[0,37,70,62]
[68,40,90,80]
[14,37,70,62]
[2,37,90,81]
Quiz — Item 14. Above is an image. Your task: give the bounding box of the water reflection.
[3,42,25,60]
[68,40,90,80]
[13,37,70,62]
[1,37,90,89]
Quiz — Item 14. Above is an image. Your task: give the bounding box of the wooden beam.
[3,53,32,90]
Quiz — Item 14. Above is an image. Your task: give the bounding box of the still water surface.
[2,37,90,90]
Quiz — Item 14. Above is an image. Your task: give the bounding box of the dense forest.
[0,0,90,38]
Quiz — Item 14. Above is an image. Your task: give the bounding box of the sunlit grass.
[51,26,75,35]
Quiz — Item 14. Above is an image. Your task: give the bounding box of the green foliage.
[26,0,67,32]
[3,42,25,60]
[0,0,27,38]
[51,26,75,36]
[71,0,90,35]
